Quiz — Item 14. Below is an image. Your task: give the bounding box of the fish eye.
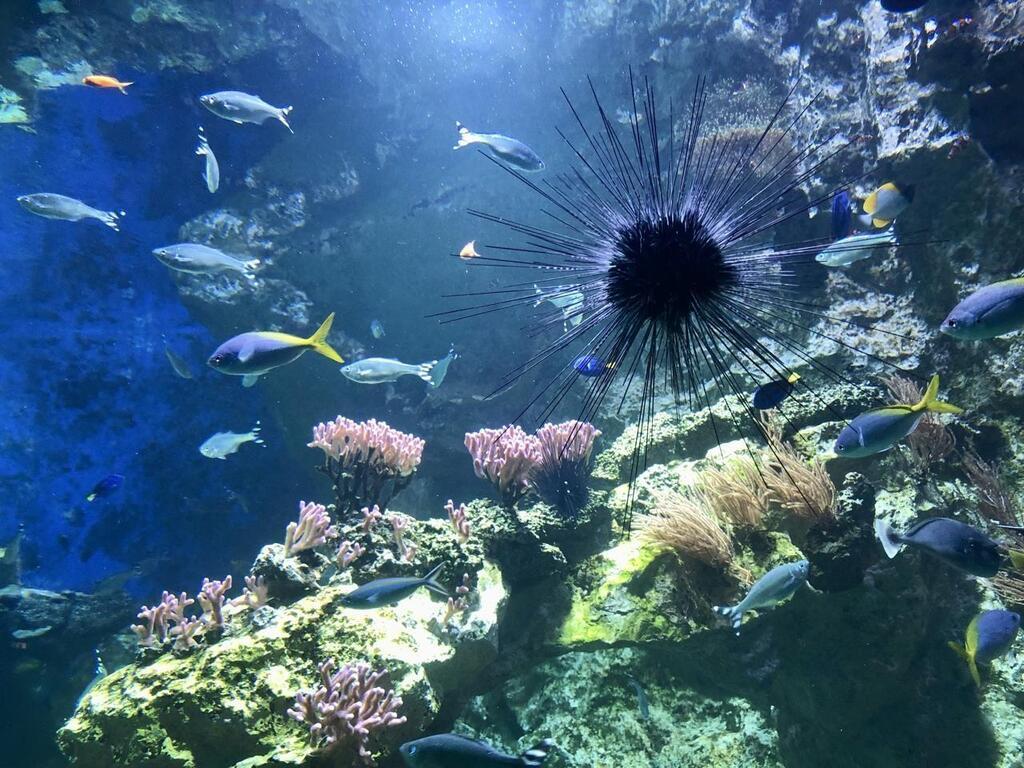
[947,319,957,327]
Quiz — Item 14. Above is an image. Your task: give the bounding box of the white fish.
[152,243,260,281]
[815,230,898,268]
[534,284,584,330]
[17,193,124,231]
[199,422,264,460]
[453,121,544,172]
[340,346,457,388]
[195,126,219,193]
[200,91,293,133]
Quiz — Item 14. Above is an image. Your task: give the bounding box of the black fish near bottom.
[399,733,553,767]
[875,517,1003,577]
[340,563,449,608]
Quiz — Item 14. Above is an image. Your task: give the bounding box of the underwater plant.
[465,425,542,508]
[638,491,734,570]
[309,417,425,519]
[760,416,837,525]
[962,449,1018,527]
[698,456,771,530]
[531,420,602,518]
[884,374,956,466]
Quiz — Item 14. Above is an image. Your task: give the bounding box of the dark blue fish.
[940,279,1024,341]
[830,190,852,241]
[874,517,1003,577]
[625,674,650,721]
[949,610,1020,686]
[400,733,553,768]
[340,563,448,609]
[86,474,124,502]
[753,372,799,410]
[573,355,613,378]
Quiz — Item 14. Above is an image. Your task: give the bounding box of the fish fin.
[421,563,450,598]
[519,739,554,767]
[873,518,904,559]
[418,356,448,389]
[713,604,743,635]
[85,493,97,502]
[786,372,801,384]
[251,421,262,442]
[101,210,123,231]
[1008,549,1024,570]
[872,217,892,228]
[117,82,133,94]
[863,189,879,215]
[948,640,969,662]
[277,106,294,134]
[242,374,260,387]
[305,313,344,363]
[913,374,963,414]
[238,341,257,363]
[454,121,475,149]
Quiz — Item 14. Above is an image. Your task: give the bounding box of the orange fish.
[459,240,480,260]
[83,75,134,94]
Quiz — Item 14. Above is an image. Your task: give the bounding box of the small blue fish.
[86,474,124,502]
[340,564,448,608]
[370,319,385,339]
[940,278,1024,341]
[713,560,810,635]
[753,372,799,410]
[874,516,1003,577]
[833,375,961,458]
[400,734,553,768]
[573,355,613,377]
[830,190,852,241]
[948,610,1020,686]
[454,122,544,172]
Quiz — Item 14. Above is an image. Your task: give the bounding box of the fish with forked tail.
[400,733,553,768]
[340,346,457,389]
[714,560,810,635]
[453,121,544,172]
[874,516,1003,577]
[948,610,1020,686]
[200,91,293,133]
[341,563,449,608]
[17,193,124,231]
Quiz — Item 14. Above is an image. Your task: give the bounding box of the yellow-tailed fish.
[948,610,1020,686]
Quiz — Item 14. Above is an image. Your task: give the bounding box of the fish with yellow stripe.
[860,181,914,228]
[208,312,343,387]
[948,610,1020,687]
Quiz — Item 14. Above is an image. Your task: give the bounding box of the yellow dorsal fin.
[911,374,963,414]
[786,372,801,384]
[872,217,891,228]
[305,312,344,363]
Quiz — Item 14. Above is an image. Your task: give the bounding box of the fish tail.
[872,217,892,228]
[277,106,294,134]
[305,313,344,363]
[86,493,97,502]
[863,188,879,215]
[914,374,963,414]
[713,604,744,635]
[948,642,982,686]
[519,739,554,766]
[418,359,441,388]
[454,121,474,149]
[118,82,133,94]
[421,563,450,598]
[101,210,124,231]
[243,258,262,281]
[1008,549,1024,570]
[252,420,265,445]
[873,518,904,559]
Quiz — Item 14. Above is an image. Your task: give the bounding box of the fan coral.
[309,417,425,518]
[465,426,542,508]
[287,659,407,763]
[638,492,734,570]
[531,421,601,517]
[284,501,338,556]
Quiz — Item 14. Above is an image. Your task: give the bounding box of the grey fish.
[454,121,544,172]
[152,243,260,281]
[195,126,219,193]
[874,517,1003,577]
[340,345,457,389]
[534,284,584,330]
[815,230,898,268]
[200,91,293,133]
[713,560,810,635]
[370,319,385,339]
[625,674,649,721]
[199,421,264,460]
[400,733,553,768]
[17,193,124,231]
[940,278,1024,340]
[164,345,194,379]
[340,563,448,609]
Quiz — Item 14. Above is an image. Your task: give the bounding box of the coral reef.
[465,426,542,509]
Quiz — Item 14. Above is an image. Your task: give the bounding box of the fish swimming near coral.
[82,75,133,94]
[17,193,124,231]
[152,243,260,281]
[86,474,124,502]
[940,278,1024,341]
[208,312,343,387]
[399,733,553,768]
[860,181,914,228]
[714,560,810,635]
[874,516,1004,577]
[164,345,194,379]
[833,374,961,458]
[830,190,852,241]
[453,121,544,172]
[199,422,264,460]
[195,126,219,193]
[200,91,293,133]
[948,610,1020,686]
[340,345,457,389]
[815,230,898,268]
[340,563,449,608]
[752,372,800,410]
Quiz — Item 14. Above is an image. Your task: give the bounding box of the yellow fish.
[459,240,481,260]
[83,75,134,94]
[862,181,914,228]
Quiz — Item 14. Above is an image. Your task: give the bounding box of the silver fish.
[17,193,124,231]
[454,121,544,172]
[195,126,219,193]
[340,346,457,389]
[199,421,264,460]
[534,284,584,330]
[200,91,293,133]
[815,230,898,268]
[164,345,194,379]
[370,319,385,339]
[152,243,260,281]
[713,560,810,635]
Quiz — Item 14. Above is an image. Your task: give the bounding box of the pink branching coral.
[389,514,417,562]
[361,505,383,532]
[465,426,542,508]
[337,539,366,569]
[309,417,425,519]
[131,591,194,647]
[230,575,269,610]
[531,420,601,517]
[284,501,338,556]
[441,573,472,624]
[171,616,204,651]
[287,659,407,763]
[199,576,232,628]
[445,499,471,543]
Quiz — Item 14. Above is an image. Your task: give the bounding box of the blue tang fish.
[753,372,799,410]
[400,733,553,768]
[874,516,1003,577]
[208,313,343,387]
[454,122,544,172]
[833,374,961,458]
[713,560,810,635]
[940,278,1024,341]
[948,610,1020,686]
[340,563,448,608]
[830,190,852,241]
[573,355,613,378]
[86,474,124,502]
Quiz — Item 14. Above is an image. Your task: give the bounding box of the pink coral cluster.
[309,417,425,518]
[445,499,471,543]
[287,659,407,763]
[284,501,338,556]
[464,426,543,507]
[535,420,601,466]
